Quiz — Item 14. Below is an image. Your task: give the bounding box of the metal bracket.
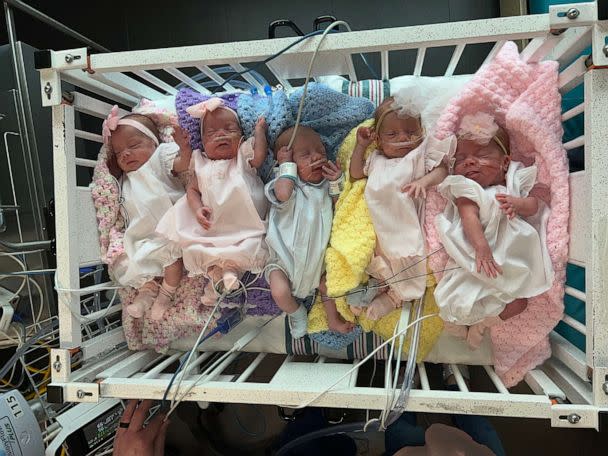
[50,348,73,383]
[549,3,598,29]
[64,382,100,403]
[592,21,608,67]
[37,48,88,107]
[551,404,599,428]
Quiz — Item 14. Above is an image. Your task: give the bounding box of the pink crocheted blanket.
[425,42,569,386]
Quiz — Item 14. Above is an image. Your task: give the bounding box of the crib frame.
[37,2,608,430]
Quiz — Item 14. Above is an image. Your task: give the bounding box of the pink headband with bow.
[102,105,160,146]
[185,98,239,130]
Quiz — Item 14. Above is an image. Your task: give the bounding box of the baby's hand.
[496,194,523,219]
[401,180,427,198]
[255,116,268,133]
[196,206,212,230]
[322,160,342,182]
[475,243,503,278]
[172,125,191,151]
[276,146,293,164]
[356,126,375,147]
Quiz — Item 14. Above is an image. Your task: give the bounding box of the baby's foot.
[288,305,308,339]
[349,305,363,317]
[127,282,158,318]
[222,270,239,291]
[328,313,355,334]
[151,283,176,320]
[201,281,218,306]
[365,293,396,321]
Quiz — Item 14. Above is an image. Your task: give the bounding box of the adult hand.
[113,400,169,456]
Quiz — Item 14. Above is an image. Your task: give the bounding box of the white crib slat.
[81,327,125,360]
[71,92,129,119]
[525,369,567,400]
[97,351,162,379]
[545,27,592,68]
[481,40,507,68]
[563,135,585,150]
[231,63,264,91]
[140,353,182,379]
[132,70,178,95]
[75,130,103,143]
[63,70,138,106]
[77,187,103,268]
[194,65,237,92]
[558,55,587,93]
[381,50,389,80]
[346,55,358,82]
[483,365,510,394]
[164,68,211,94]
[444,44,465,76]
[543,358,592,405]
[266,67,293,92]
[417,363,429,390]
[91,72,166,101]
[236,353,267,383]
[521,35,562,63]
[561,315,586,335]
[449,364,469,392]
[413,48,426,76]
[568,171,589,266]
[549,331,589,383]
[74,158,97,168]
[565,286,586,302]
[561,102,584,122]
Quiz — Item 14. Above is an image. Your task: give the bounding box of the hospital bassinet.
[36,1,608,430]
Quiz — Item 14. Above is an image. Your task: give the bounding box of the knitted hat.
[175,88,241,150]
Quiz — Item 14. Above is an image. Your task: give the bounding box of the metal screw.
[65,54,73,63]
[567,413,581,424]
[44,82,53,100]
[602,381,608,395]
[566,8,580,20]
[603,45,608,58]
[53,360,62,372]
[76,389,86,399]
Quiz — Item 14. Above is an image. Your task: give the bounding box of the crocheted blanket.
[310,120,443,357]
[426,42,569,386]
[90,142,279,353]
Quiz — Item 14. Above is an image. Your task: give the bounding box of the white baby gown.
[265,178,333,299]
[113,142,184,288]
[157,138,269,277]
[364,139,448,302]
[434,161,554,325]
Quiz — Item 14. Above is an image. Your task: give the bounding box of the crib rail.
[39,2,608,428]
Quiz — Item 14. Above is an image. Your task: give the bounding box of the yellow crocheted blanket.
[308,271,443,362]
[325,119,377,297]
[309,120,444,360]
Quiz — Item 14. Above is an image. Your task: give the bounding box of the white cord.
[287,20,352,150]
[164,314,279,420]
[169,287,225,407]
[286,313,438,411]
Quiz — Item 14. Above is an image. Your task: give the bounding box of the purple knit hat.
[175,88,241,150]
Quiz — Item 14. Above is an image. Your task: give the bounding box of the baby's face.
[377,113,423,158]
[110,126,157,173]
[201,109,243,160]
[291,133,327,184]
[453,139,510,187]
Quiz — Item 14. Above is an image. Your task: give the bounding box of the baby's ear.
[107,150,122,179]
[502,153,511,171]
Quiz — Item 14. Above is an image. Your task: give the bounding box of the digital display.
[82,405,122,450]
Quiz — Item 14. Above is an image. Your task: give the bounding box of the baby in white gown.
[434,112,553,340]
[157,98,269,305]
[348,95,449,321]
[103,107,191,320]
